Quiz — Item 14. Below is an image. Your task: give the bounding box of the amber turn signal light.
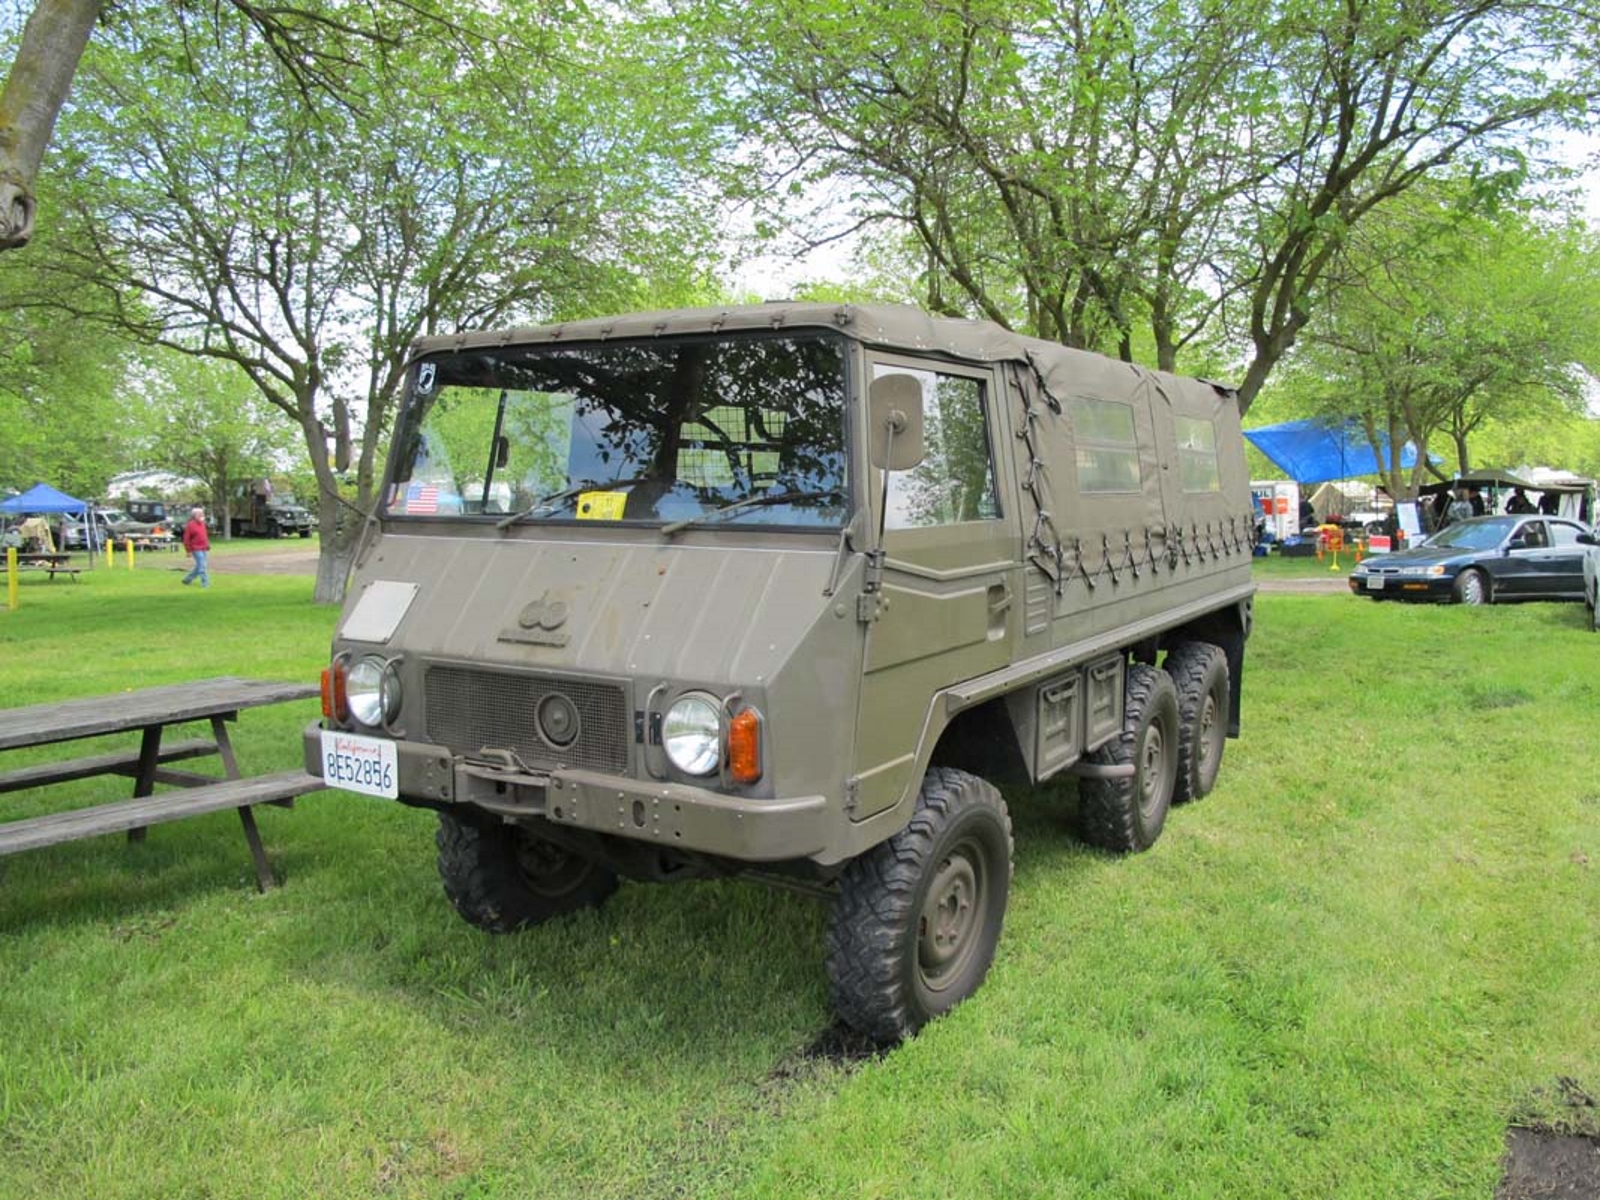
[320,662,349,723]
[727,708,762,785]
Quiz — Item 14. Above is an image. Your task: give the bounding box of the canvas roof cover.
[0,482,89,514]
[1244,418,1421,484]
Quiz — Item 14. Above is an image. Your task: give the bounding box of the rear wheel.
[1453,568,1489,605]
[1079,663,1180,852]
[1164,642,1229,804]
[826,767,1013,1043]
[436,811,618,932]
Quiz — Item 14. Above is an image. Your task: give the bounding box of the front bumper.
[1347,572,1452,600]
[304,721,830,862]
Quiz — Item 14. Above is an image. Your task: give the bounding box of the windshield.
[1425,516,1516,550]
[386,332,849,530]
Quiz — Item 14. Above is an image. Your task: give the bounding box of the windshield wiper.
[496,477,651,529]
[659,488,844,536]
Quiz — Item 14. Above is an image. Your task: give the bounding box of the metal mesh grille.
[425,666,630,773]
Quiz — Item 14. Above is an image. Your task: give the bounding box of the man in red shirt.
[181,506,211,588]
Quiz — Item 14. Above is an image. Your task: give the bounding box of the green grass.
[2,568,1596,1198]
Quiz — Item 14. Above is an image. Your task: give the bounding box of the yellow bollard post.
[6,545,16,611]
[104,537,112,569]
[125,538,134,570]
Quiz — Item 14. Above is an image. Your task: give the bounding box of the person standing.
[181,506,211,588]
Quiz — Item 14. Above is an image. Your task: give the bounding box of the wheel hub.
[918,846,983,989]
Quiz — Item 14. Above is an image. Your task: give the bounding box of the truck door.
[852,357,1020,821]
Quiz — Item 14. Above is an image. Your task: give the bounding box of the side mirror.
[1505,537,1526,552]
[1578,532,1598,547]
[867,373,926,471]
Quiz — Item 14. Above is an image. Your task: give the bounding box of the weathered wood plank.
[0,771,327,856]
[0,738,219,794]
[0,678,318,751]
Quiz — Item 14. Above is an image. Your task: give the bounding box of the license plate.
[1368,576,1385,590]
[320,730,399,798]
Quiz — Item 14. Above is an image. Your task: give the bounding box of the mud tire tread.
[825,768,1012,1044]
[1164,641,1230,804]
[1078,662,1179,853]
[436,811,618,933]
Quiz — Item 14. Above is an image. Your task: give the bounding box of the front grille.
[424,666,630,773]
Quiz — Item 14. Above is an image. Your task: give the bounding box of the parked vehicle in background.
[1348,515,1591,605]
[1579,530,1600,632]
[306,303,1257,1042]
[124,499,171,527]
[230,484,315,538]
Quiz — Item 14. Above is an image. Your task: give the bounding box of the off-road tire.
[826,767,1013,1044]
[436,811,618,932]
[1078,663,1180,853]
[1454,568,1489,606]
[1164,641,1229,804]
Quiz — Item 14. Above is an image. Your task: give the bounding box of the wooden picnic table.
[0,677,324,891]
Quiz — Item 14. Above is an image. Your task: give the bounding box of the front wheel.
[1453,569,1489,606]
[436,812,619,932]
[826,767,1013,1043]
[1079,663,1180,852]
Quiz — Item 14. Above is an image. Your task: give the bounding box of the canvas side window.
[1176,415,1221,492]
[877,366,999,529]
[1073,397,1141,493]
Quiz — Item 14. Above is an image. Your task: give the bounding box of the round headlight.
[663,694,721,776]
[347,655,400,728]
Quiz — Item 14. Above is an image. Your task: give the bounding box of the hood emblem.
[518,593,569,631]
[501,591,571,647]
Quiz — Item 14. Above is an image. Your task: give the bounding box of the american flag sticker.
[406,482,440,514]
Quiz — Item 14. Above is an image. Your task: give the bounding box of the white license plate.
[1368,576,1385,590]
[320,730,399,798]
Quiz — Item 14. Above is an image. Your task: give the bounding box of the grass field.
[1,558,1595,1199]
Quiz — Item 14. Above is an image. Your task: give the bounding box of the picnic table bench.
[0,677,324,890]
[8,551,80,581]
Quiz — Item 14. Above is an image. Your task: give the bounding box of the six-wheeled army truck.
[307,303,1255,1041]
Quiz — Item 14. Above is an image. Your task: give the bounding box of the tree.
[1275,198,1600,501]
[25,0,717,600]
[135,353,303,525]
[0,216,140,494]
[1,0,397,251]
[690,0,1600,409]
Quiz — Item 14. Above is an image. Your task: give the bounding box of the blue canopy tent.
[0,482,92,556]
[1243,418,1422,485]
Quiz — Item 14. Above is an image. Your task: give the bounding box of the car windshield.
[386,332,849,530]
[1425,516,1516,550]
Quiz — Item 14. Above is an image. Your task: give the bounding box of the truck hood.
[339,532,839,685]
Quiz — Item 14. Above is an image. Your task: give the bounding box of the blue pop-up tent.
[1244,418,1423,484]
[1,482,92,555]
[0,482,90,515]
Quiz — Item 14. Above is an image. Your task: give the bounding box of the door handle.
[987,583,1012,615]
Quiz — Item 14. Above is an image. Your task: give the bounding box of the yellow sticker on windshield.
[575,491,628,521]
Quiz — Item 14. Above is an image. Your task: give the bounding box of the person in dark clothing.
[1467,486,1486,516]
[1504,488,1534,514]
[1538,491,1560,516]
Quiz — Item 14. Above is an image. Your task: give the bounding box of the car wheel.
[826,767,1013,1043]
[1163,642,1229,804]
[1453,568,1489,606]
[1078,663,1181,852]
[436,812,619,932]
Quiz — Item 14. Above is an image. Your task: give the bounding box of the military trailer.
[308,304,1255,1041]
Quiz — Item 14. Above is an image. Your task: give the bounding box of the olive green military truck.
[308,304,1255,1041]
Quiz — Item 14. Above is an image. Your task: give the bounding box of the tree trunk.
[0,0,100,250]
